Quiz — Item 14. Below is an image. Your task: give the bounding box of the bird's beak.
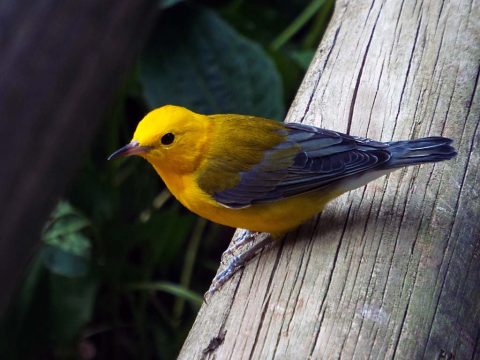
[108,141,152,160]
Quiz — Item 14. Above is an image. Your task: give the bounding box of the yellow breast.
[155,165,340,233]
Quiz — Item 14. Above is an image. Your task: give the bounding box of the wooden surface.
[179,0,480,358]
[0,0,156,314]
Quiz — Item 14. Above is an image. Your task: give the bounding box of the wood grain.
[179,0,479,358]
[0,0,156,314]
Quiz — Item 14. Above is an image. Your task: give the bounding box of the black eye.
[161,132,175,145]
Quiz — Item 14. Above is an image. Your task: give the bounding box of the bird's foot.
[205,232,272,301]
[221,230,259,261]
[205,255,243,300]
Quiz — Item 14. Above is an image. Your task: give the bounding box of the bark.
[179,0,480,359]
[0,0,156,314]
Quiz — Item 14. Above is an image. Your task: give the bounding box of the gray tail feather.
[386,136,457,168]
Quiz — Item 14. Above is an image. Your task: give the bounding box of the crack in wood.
[347,0,384,135]
[201,330,226,357]
[303,25,342,121]
[391,7,424,140]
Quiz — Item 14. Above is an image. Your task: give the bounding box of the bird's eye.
[161,133,175,145]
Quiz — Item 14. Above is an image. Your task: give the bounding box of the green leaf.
[140,5,284,120]
[289,49,316,70]
[137,210,196,268]
[42,201,92,276]
[42,243,89,277]
[127,282,203,308]
[49,273,98,345]
[158,0,184,10]
[42,217,90,241]
[270,0,328,50]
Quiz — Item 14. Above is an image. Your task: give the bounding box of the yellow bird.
[109,105,456,294]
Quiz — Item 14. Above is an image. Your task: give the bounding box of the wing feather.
[200,120,391,208]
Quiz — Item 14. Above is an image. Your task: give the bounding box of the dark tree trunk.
[0,0,157,314]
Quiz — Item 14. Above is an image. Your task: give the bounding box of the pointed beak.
[108,141,152,160]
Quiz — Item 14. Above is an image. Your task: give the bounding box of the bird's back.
[187,116,455,232]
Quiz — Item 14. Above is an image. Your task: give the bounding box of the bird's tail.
[385,136,457,168]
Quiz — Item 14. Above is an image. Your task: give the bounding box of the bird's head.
[108,105,211,175]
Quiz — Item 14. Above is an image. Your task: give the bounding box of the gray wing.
[213,123,391,208]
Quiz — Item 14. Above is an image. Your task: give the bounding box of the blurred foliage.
[0,0,333,359]
[141,5,284,119]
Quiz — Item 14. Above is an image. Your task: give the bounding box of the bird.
[108,105,456,296]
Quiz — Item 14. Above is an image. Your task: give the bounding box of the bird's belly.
[183,186,342,234]
[160,171,343,234]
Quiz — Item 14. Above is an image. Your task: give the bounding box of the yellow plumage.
[109,105,456,235]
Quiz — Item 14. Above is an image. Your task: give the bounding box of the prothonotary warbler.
[109,105,457,296]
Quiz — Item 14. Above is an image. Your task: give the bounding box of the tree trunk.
[0,0,156,314]
[179,0,479,358]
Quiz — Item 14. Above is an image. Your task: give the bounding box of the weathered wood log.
[179,0,479,358]
[0,0,157,314]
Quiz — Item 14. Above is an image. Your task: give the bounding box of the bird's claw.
[205,255,241,299]
[204,233,273,303]
[221,230,258,260]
